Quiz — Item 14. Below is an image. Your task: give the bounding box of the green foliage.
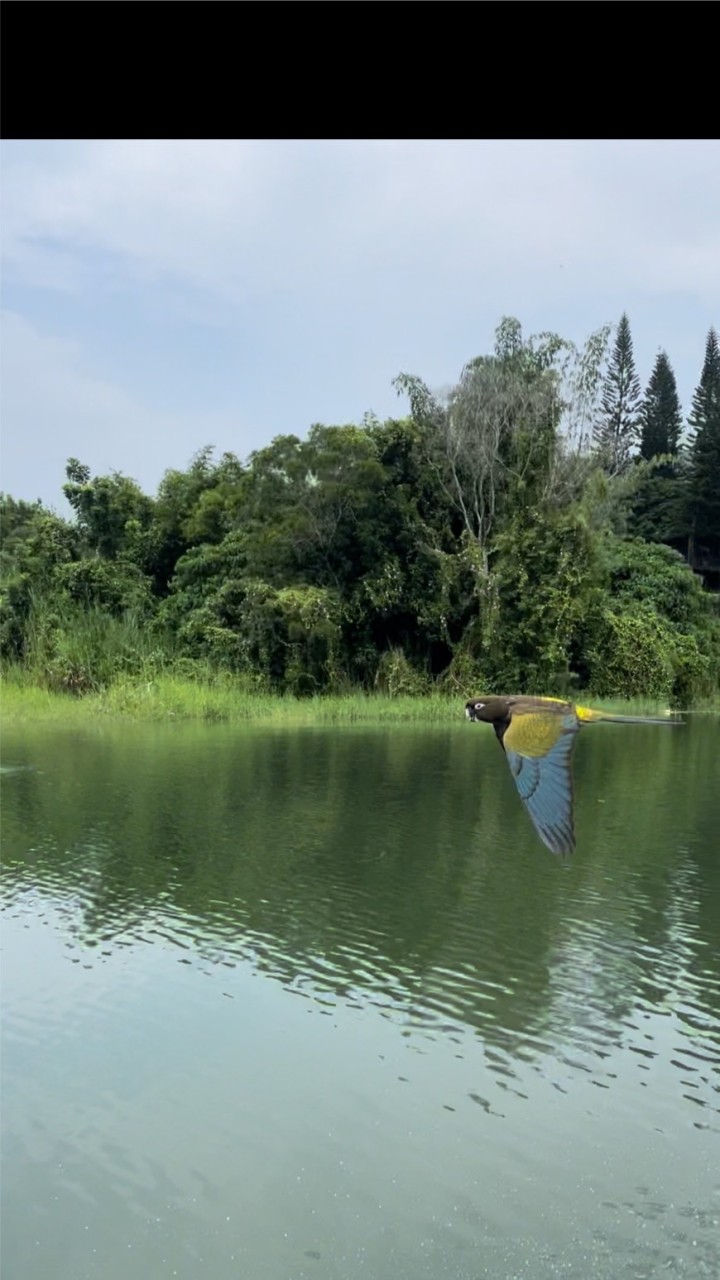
[602,538,712,630]
[585,539,719,702]
[586,604,677,699]
[438,646,488,699]
[668,630,715,705]
[596,313,642,472]
[374,648,431,698]
[485,508,601,692]
[149,447,246,592]
[558,322,612,452]
[20,598,169,695]
[63,460,154,561]
[55,558,154,617]
[687,327,720,541]
[3,318,718,709]
[629,471,686,545]
[630,352,685,544]
[0,505,81,661]
[0,494,44,564]
[639,351,682,462]
[395,319,564,556]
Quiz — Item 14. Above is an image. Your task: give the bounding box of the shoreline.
[1,676,702,728]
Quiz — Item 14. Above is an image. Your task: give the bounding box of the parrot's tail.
[576,706,683,726]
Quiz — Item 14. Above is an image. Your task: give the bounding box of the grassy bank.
[0,678,460,726]
[0,669,701,728]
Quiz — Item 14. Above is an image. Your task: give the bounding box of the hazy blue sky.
[2,139,718,509]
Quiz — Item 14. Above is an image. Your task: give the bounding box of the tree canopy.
[2,316,718,703]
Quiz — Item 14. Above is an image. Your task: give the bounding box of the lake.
[2,717,719,1279]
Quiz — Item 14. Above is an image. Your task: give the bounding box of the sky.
[2,139,719,510]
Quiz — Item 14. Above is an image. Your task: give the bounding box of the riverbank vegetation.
[2,316,719,716]
[3,667,694,728]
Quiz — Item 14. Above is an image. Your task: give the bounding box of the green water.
[1,718,719,1279]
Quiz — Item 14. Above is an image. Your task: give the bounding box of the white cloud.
[0,311,243,506]
[2,141,718,504]
[3,140,719,305]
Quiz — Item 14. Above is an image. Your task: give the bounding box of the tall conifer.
[596,312,641,470]
[639,351,682,461]
[687,327,720,540]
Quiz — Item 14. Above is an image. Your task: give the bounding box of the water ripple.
[2,721,719,1280]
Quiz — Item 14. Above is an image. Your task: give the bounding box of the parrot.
[465,695,682,857]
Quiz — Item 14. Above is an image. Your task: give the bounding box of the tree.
[629,350,684,543]
[63,459,154,560]
[687,327,720,541]
[639,351,682,462]
[0,494,44,572]
[486,507,601,693]
[3,316,719,706]
[150,447,245,593]
[596,313,641,472]
[0,501,82,662]
[394,319,563,571]
[557,322,612,454]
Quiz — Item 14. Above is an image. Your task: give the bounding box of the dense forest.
[1,316,719,704]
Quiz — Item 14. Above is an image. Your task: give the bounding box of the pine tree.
[630,351,684,543]
[596,312,641,471]
[687,327,720,541]
[639,351,682,462]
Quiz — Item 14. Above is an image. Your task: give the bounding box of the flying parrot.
[465,695,682,857]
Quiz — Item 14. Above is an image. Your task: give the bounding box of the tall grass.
[2,666,707,728]
[0,670,461,725]
[20,595,174,694]
[2,596,713,726]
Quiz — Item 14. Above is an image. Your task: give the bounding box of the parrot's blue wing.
[503,714,578,856]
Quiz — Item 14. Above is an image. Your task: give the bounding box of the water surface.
[2,718,719,1278]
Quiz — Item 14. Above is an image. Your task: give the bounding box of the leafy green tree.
[629,470,686,546]
[596,313,641,472]
[557,323,612,454]
[162,421,464,689]
[482,507,601,693]
[3,316,719,706]
[602,538,714,631]
[0,494,44,567]
[149,448,246,594]
[239,426,389,590]
[394,319,563,572]
[0,504,81,661]
[585,539,718,702]
[54,558,153,618]
[63,459,154,561]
